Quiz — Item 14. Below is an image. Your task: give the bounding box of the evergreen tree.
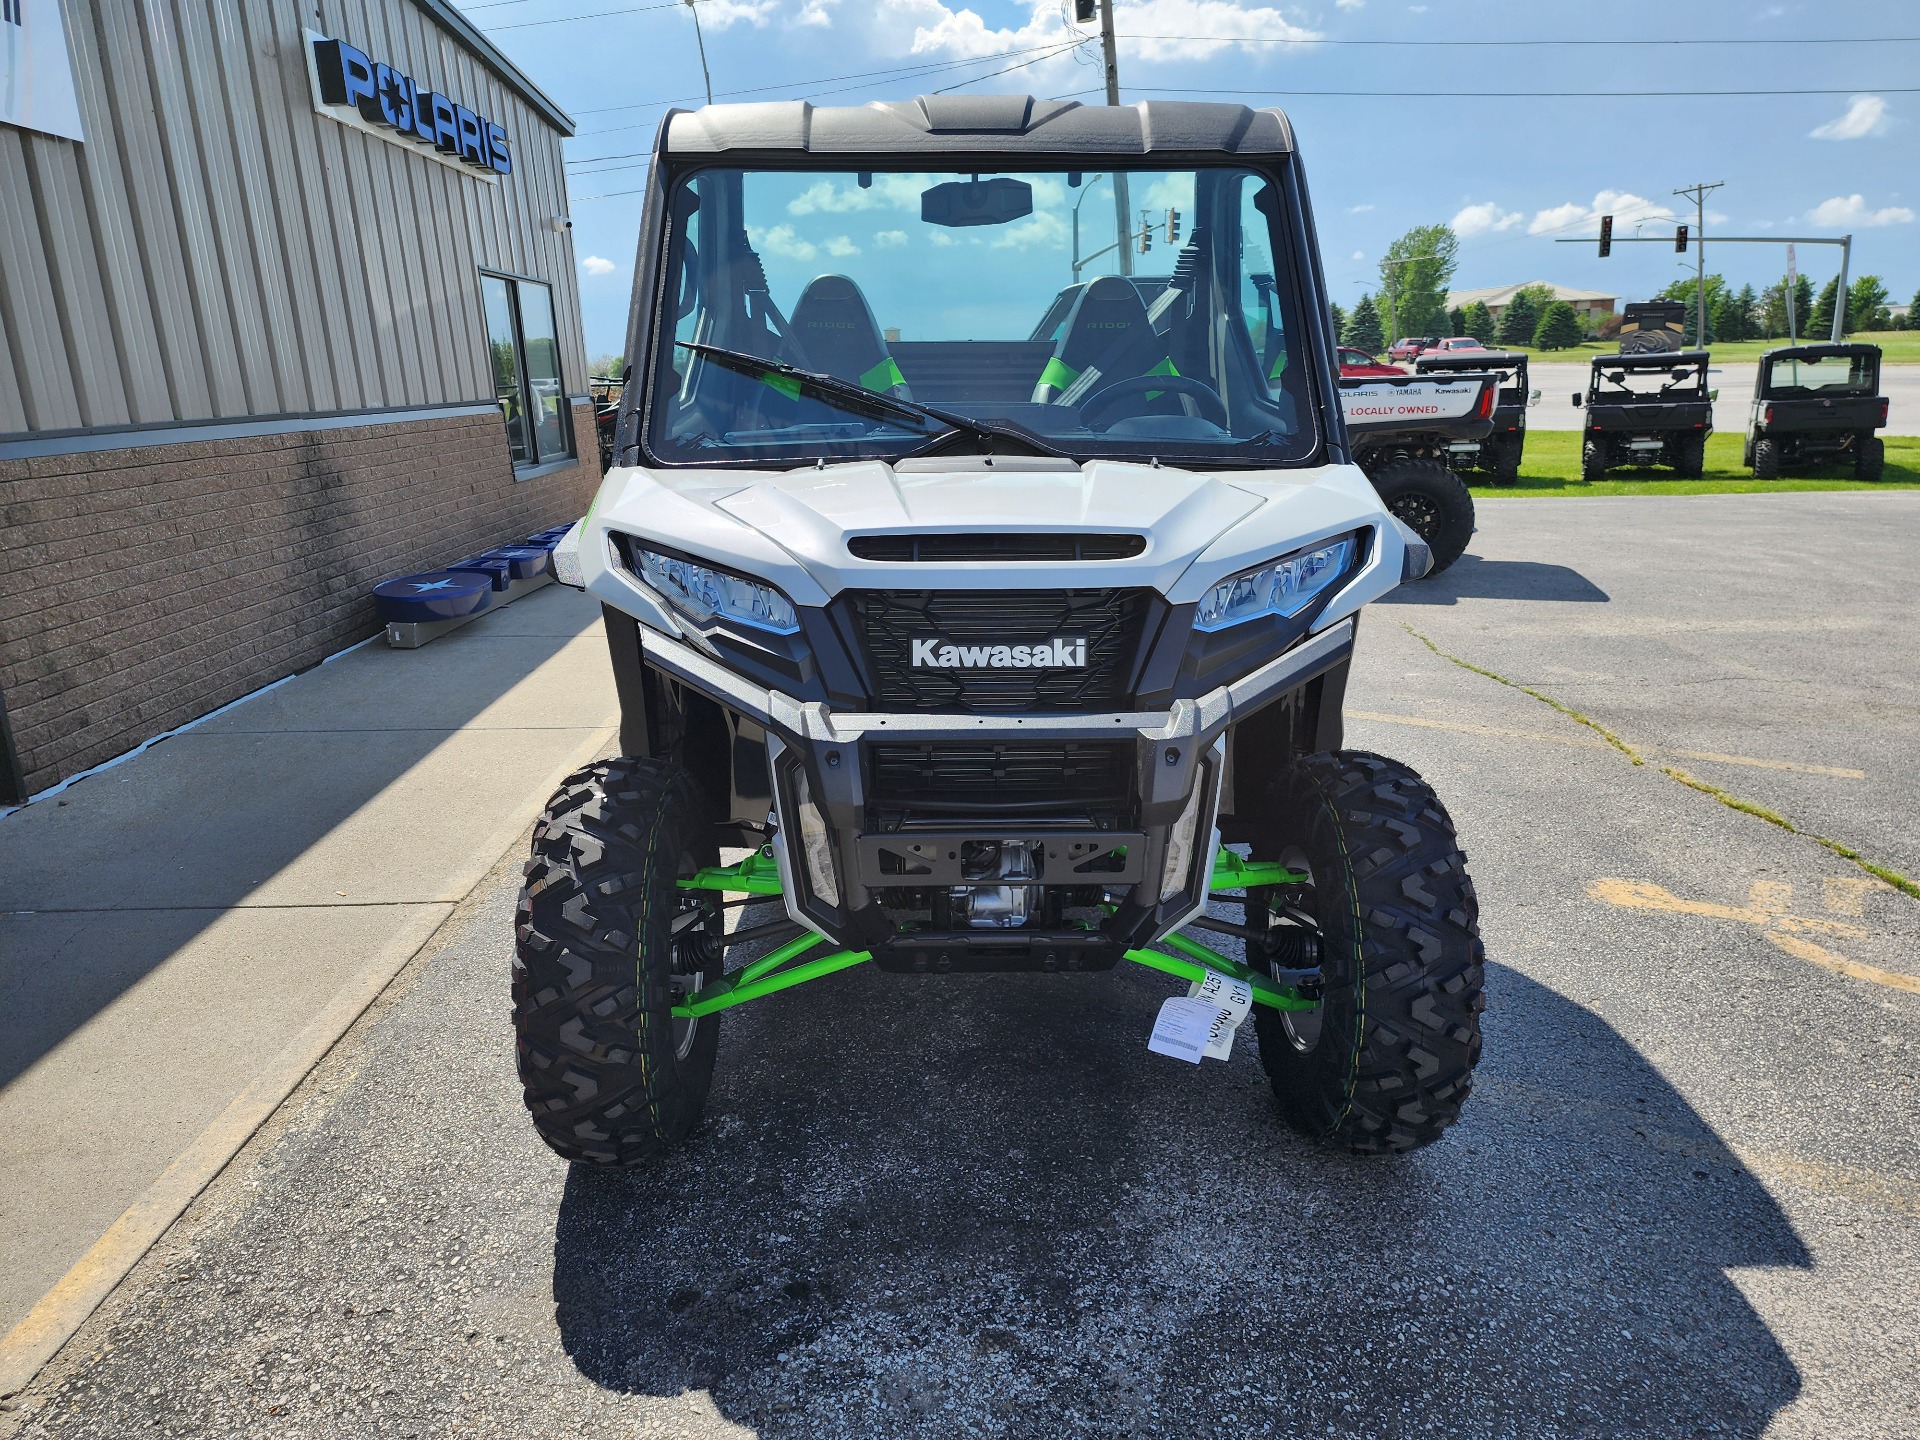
[1533,300,1584,351]
[1497,288,1542,347]
[1847,275,1891,332]
[1347,293,1385,353]
[1808,276,1842,338]
[1461,300,1495,342]
[1728,284,1759,342]
[1330,301,1349,343]
[1448,306,1466,337]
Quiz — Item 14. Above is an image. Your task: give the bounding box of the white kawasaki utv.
[523,94,1484,1165]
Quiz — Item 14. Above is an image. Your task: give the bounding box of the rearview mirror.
[921,177,1033,228]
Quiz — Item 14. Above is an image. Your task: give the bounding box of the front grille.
[849,533,1145,563]
[856,589,1147,712]
[868,741,1133,815]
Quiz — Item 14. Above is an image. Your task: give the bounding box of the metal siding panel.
[351,0,430,407]
[136,0,251,417]
[87,0,210,418]
[233,0,334,413]
[0,133,84,430]
[204,0,310,411]
[59,0,171,425]
[27,141,132,428]
[0,298,25,433]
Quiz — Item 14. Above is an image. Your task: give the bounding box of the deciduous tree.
[1379,225,1459,340]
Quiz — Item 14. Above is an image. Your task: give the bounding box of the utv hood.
[583,455,1404,621]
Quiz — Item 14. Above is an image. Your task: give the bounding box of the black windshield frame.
[631,154,1336,472]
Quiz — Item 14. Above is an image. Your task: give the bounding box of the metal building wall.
[0,0,586,437]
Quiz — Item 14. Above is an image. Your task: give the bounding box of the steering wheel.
[1077,375,1229,431]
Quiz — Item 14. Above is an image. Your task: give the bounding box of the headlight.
[1193,534,1355,632]
[635,546,799,634]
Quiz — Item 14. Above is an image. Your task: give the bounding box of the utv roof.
[1416,350,1526,370]
[1592,349,1710,368]
[1761,342,1880,362]
[663,94,1296,158]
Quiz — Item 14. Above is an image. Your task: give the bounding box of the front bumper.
[632,613,1357,955]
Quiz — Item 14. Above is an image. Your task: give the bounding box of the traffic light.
[1139,210,1151,254]
[1597,214,1612,257]
[1167,208,1181,244]
[1074,0,1096,21]
[1675,225,1689,253]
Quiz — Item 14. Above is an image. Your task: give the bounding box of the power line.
[929,40,1087,95]
[1050,84,1920,99]
[1114,32,1920,48]
[569,41,1075,118]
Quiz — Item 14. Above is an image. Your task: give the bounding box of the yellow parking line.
[1348,709,1864,779]
[1588,878,1920,996]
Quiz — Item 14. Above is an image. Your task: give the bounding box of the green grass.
[1494,329,1920,365]
[1468,431,1920,496]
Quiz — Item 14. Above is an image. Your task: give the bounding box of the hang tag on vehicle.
[1146,997,1219,1064]
[1187,968,1253,1060]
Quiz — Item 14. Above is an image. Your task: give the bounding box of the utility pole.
[1097,0,1131,275]
[1673,180,1723,348]
[685,0,713,106]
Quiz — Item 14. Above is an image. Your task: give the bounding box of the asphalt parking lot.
[6,493,1918,1439]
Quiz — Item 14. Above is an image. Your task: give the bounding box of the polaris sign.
[306,32,511,179]
[910,638,1087,669]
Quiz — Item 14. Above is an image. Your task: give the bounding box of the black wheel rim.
[1253,846,1326,1052]
[1388,493,1440,542]
[669,850,722,1059]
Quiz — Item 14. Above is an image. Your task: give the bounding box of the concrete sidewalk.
[0,585,615,1380]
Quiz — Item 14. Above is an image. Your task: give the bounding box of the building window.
[481,273,572,467]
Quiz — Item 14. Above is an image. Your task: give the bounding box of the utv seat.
[788,274,910,397]
[1029,273,1181,410]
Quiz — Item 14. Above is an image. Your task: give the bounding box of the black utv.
[1572,350,1713,481]
[1745,343,1888,481]
[1413,349,1535,483]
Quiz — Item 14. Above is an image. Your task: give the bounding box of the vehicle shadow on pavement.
[1381,553,1611,606]
[550,960,1808,1438]
[0,592,604,1092]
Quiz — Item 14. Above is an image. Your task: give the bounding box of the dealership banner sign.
[305,30,510,180]
[1,0,86,143]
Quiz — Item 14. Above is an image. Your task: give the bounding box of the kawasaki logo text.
[910,637,1087,668]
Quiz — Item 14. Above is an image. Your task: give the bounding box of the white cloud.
[580,255,616,277]
[1528,188,1674,236]
[1811,95,1889,141]
[929,232,957,247]
[749,224,818,260]
[792,0,839,24]
[700,0,777,28]
[991,211,1068,251]
[788,173,927,216]
[874,229,908,248]
[1451,201,1521,238]
[872,0,1318,81]
[1347,203,1375,214]
[1351,249,1365,261]
[1808,193,1914,227]
[1336,0,1363,8]
[823,235,861,257]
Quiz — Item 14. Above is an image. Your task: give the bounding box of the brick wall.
[0,402,602,797]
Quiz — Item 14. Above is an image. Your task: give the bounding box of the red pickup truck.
[1387,336,1436,362]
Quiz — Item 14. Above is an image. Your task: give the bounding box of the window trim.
[479,267,575,472]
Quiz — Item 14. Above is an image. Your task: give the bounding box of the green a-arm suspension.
[672,848,1318,1019]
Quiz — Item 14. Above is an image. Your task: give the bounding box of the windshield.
[1765,352,1876,396]
[1590,361,1705,398]
[645,165,1318,467]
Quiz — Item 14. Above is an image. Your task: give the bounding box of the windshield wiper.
[676,341,1070,460]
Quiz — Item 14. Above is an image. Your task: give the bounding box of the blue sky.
[453,0,1920,358]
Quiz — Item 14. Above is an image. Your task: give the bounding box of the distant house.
[1446,281,1619,325]
[1891,304,1912,324]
